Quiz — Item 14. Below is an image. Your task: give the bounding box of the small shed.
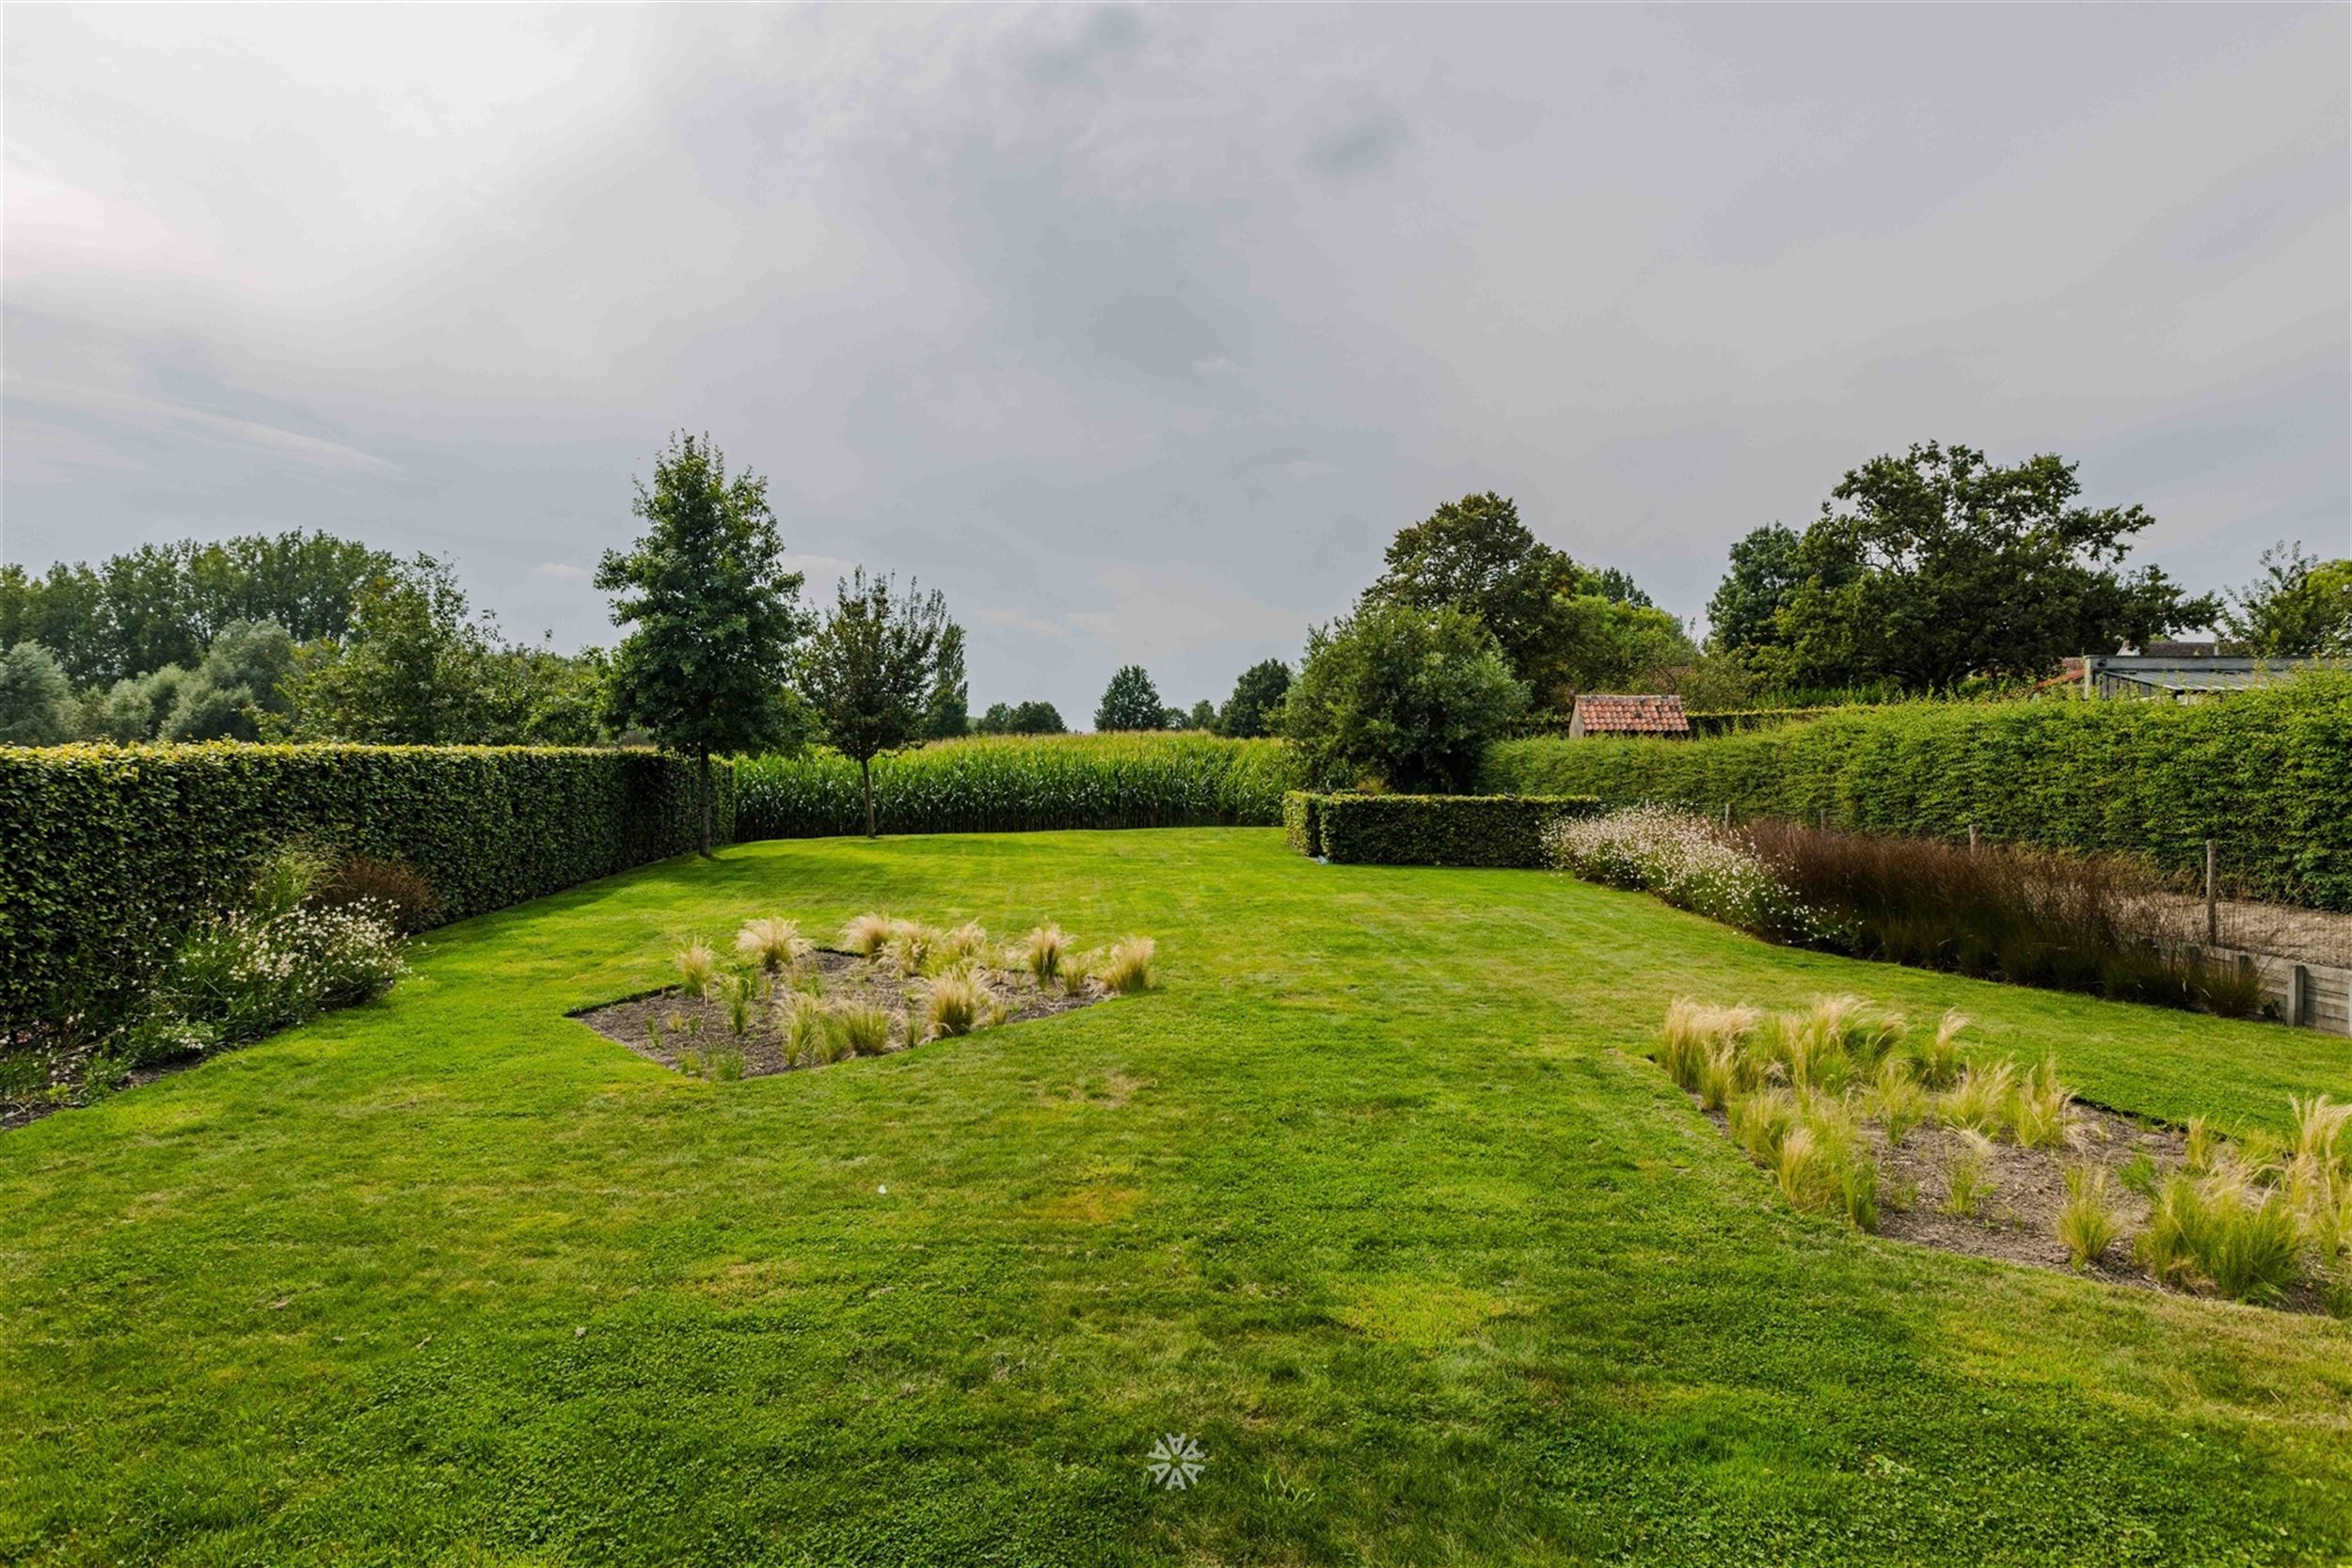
[1567,693,1691,739]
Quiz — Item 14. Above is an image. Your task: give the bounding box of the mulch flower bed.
[572,949,1108,1080]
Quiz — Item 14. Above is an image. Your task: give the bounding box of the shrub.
[734,733,1299,839]
[154,898,405,1047]
[0,742,723,1032]
[1907,1009,1969,1090]
[2195,1180,2305,1304]
[935,921,990,967]
[1280,599,1528,793]
[316,854,442,934]
[1480,673,2352,910]
[882,920,933,977]
[1311,794,1604,868]
[2006,1057,2075,1149]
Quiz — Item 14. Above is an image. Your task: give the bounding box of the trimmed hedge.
[1479,673,2352,909]
[1294,793,1605,867]
[736,734,1301,839]
[1283,791,1325,858]
[1687,707,1840,737]
[0,744,729,1030]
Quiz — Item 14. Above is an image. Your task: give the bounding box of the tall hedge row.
[1478,673,2352,910]
[0,744,728,1029]
[735,734,1301,839]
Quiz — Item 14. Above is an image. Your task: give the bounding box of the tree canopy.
[922,622,971,739]
[1280,600,1527,792]
[0,641,74,745]
[1094,665,1168,731]
[597,434,810,854]
[1216,658,1292,738]
[1705,524,1806,657]
[1363,492,1582,705]
[1752,443,2215,690]
[0,531,394,687]
[973,700,1067,736]
[2220,542,2352,657]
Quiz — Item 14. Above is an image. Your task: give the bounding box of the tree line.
[5,435,2345,819]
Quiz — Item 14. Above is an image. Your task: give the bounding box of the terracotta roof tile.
[1572,694,1691,736]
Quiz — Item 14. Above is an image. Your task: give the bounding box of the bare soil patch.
[573,948,1108,1079]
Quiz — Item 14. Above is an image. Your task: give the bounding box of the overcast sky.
[5,5,2346,721]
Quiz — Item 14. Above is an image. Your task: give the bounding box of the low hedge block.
[1283,791,1324,858]
[1311,794,1604,868]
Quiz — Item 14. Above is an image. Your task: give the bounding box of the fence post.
[2205,839,2218,946]
[1722,801,1731,828]
[2289,963,2311,1028]
[1967,823,1977,853]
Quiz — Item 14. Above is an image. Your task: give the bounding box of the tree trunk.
[861,755,876,839]
[697,748,713,859]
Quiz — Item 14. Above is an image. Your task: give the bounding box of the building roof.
[1572,693,1691,736]
[2083,656,2307,697]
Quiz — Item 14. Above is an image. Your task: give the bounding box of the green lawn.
[4,829,2349,1566]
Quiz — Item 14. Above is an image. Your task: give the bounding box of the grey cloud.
[1304,108,1406,181]
[4,4,2345,724]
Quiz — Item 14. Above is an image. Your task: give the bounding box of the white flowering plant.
[1544,805,1850,944]
[161,899,408,1045]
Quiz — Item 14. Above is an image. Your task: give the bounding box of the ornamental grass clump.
[934,921,990,968]
[735,917,812,974]
[673,941,718,998]
[882,920,934,977]
[1012,924,1069,982]
[1093,937,1157,995]
[915,971,998,1041]
[840,912,894,958]
[2057,1165,2120,1269]
[825,1001,895,1057]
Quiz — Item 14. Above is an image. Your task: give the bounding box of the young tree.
[1216,658,1293,738]
[597,434,811,855]
[799,570,951,837]
[2220,542,2352,657]
[922,622,971,739]
[0,641,75,745]
[1184,699,1218,731]
[1769,443,2216,690]
[1280,600,1527,792]
[1094,664,1167,731]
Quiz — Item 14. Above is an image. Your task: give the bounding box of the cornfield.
[734,734,1302,839]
